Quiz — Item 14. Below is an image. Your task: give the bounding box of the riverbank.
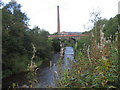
[2,53,60,88]
[2,61,43,88]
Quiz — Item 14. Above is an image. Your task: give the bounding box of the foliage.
[103,16,118,38]
[52,39,60,53]
[2,2,53,78]
[77,36,90,50]
[64,39,75,47]
[56,14,119,88]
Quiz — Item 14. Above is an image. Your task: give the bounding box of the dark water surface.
[36,53,59,88]
[2,53,60,88]
[2,47,74,88]
[2,71,29,88]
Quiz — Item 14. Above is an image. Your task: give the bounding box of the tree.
[2,2,30,78]
[103,15,118,39]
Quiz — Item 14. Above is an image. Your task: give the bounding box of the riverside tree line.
[2,2,60,78]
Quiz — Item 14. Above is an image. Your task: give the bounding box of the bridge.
[48,34,89,39]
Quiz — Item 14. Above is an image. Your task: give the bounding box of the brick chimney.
[57,5,60,34]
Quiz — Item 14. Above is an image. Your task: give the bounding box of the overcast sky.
[3,0,120,34]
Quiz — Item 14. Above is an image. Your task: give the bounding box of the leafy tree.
[2,2,30,77]
[103,15,118,40]
[28,26,51,59]
[52,39,60,53]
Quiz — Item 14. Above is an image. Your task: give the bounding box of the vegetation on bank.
[56,13,120,88]
[2,2,60,79]
[2,1,120,89]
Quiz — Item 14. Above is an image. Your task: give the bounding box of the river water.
[35,53,59,88]
[2,53,59,88]
[63,46,74,69]
[2,47,74,88]
[36,46,74,88]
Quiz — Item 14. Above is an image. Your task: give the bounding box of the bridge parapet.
[48,34,89,39]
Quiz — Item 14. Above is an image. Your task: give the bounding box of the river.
[35,46,74,88]
[2,46,74,88]
[35,53,59,88]
[63,46,74,69]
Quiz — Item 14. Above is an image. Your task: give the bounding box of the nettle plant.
[59,24,119,88]
[57,11,119,88]
[86,24,119,88]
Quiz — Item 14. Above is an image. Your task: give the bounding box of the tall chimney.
[57,5,60,33]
